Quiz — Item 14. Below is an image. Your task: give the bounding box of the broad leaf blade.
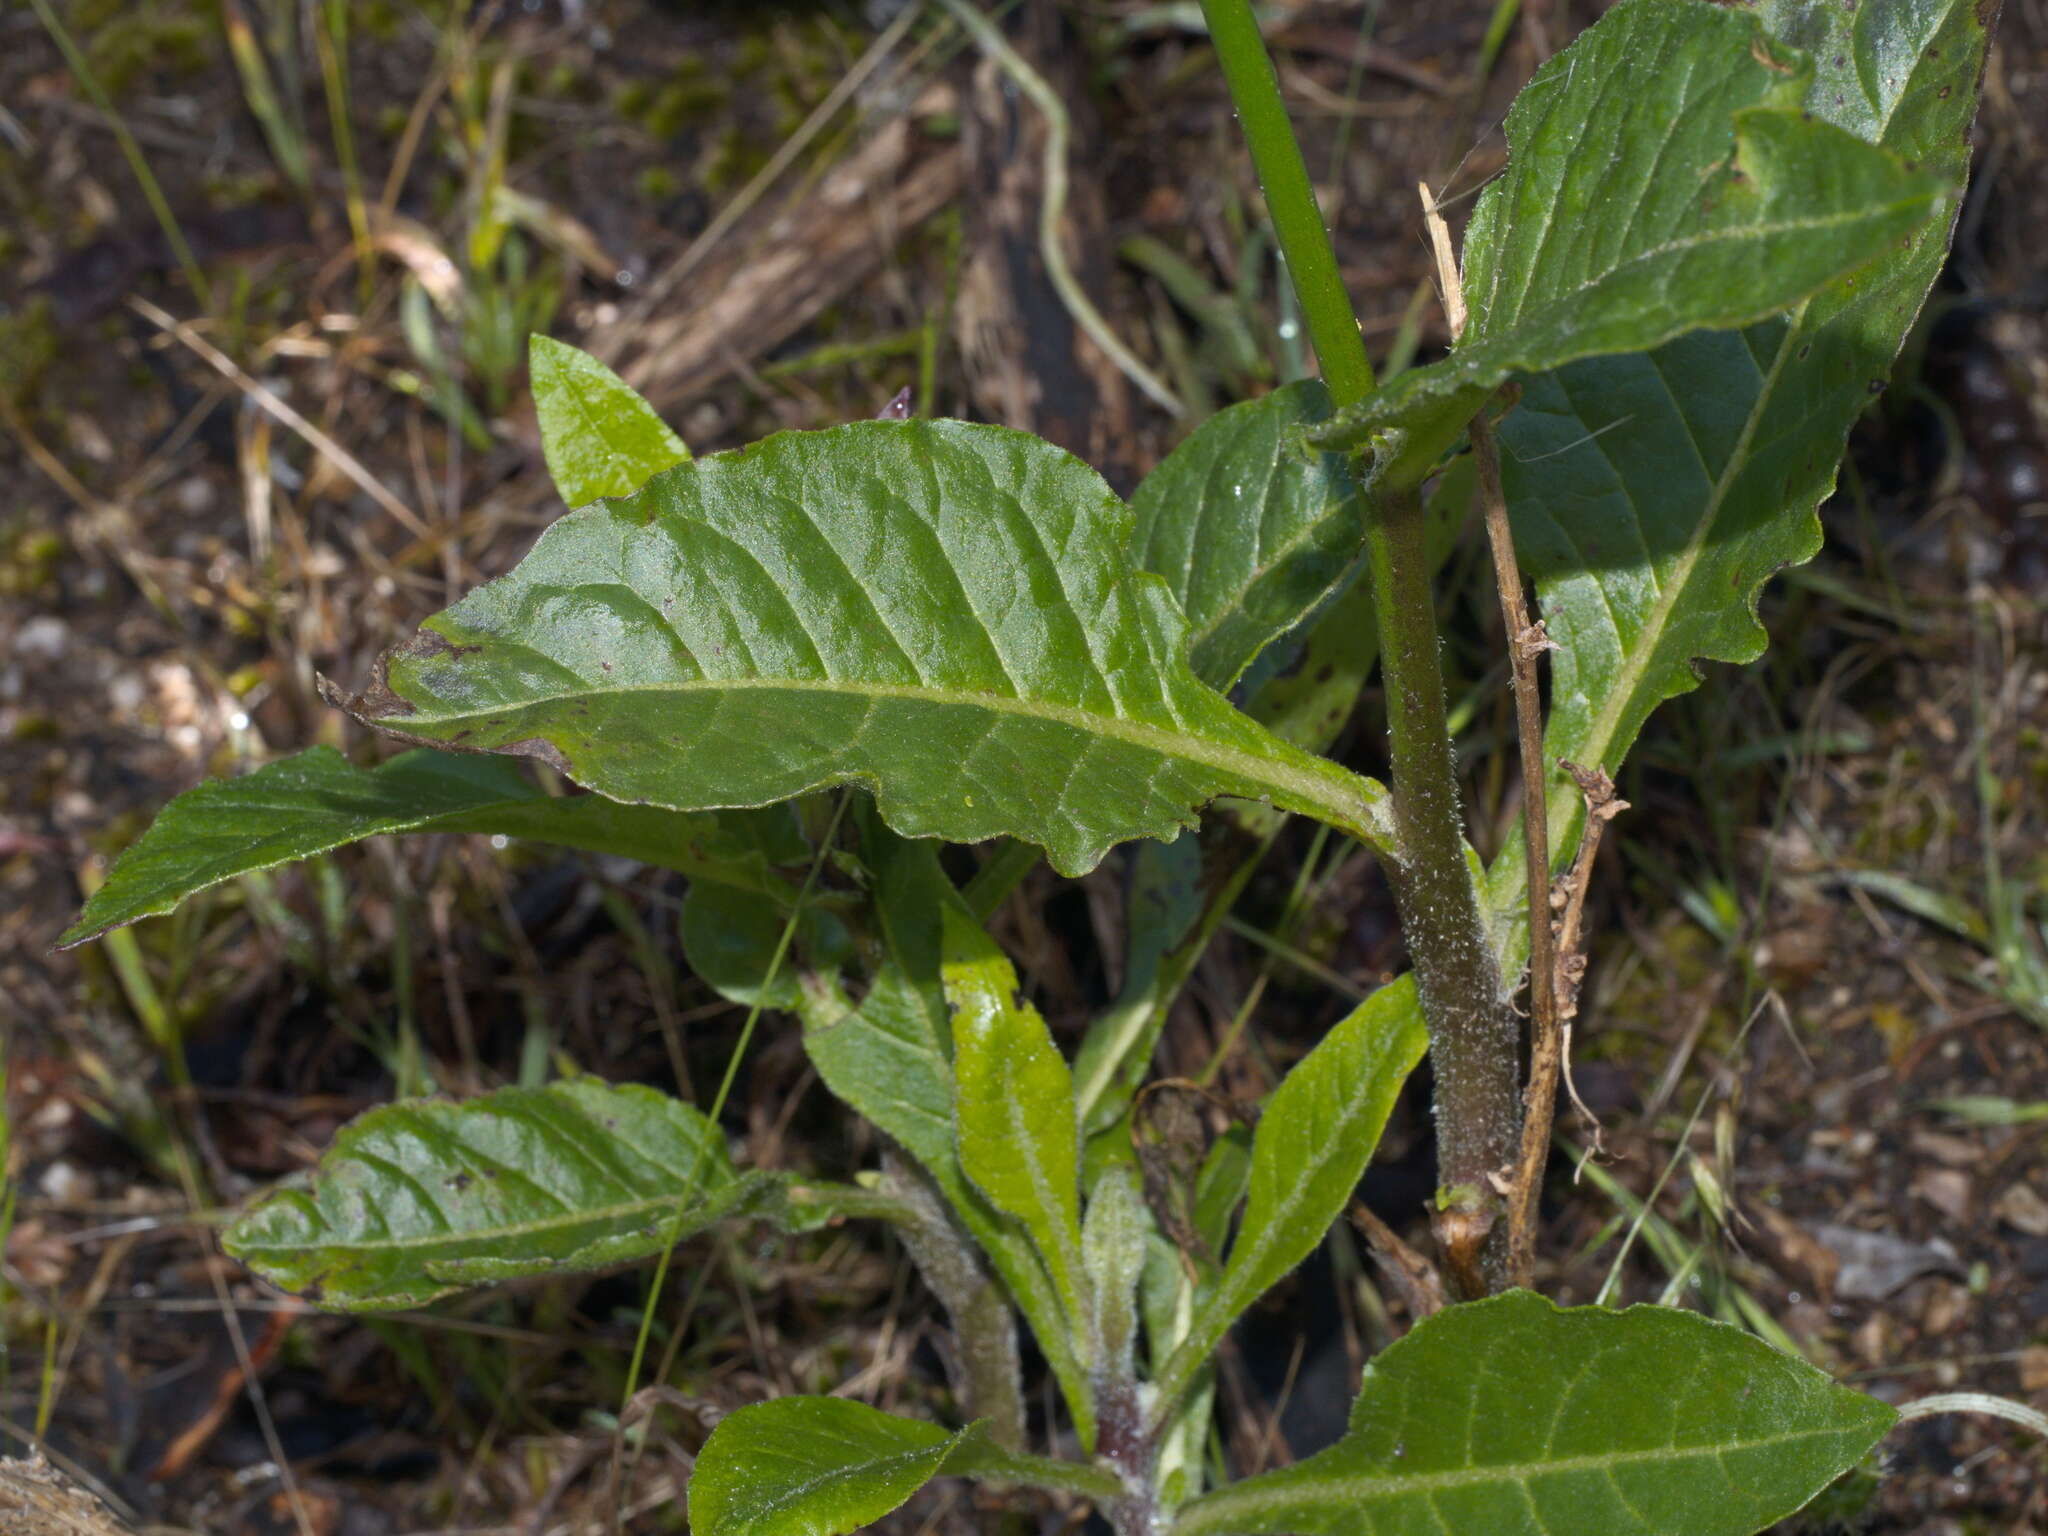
[942,907,1088,1336]
[1130,380,1364,690]
[529,333,688,507]
[688,1397,967,1536]
[1313,0,1949,474]
[225,1079,765,1309]
[59,746,795,949]
[1173,1291,1896,1536]
[335,419,1393,874]
[1156,979,1428,1411]
[1487,0,1991,927]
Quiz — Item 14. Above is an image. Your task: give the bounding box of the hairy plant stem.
[882,1156,1028,1452]
[1365,484,1518,1297]
[1098,1370,1159,1536]
[1204,0,1516,1295]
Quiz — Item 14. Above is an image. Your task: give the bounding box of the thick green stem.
[1199,0,1373,408]
[1202,0,1517,1296]
[1365,485,1518,1295]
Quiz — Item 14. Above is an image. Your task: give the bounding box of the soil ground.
[2,2,2045,1533]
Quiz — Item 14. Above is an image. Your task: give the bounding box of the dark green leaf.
[529,333,688,507]
[1154,980,1428,1416]
[60,746,795,949]
[225,1079,770,1309]
[1172,1291,1897,1536]
[1484,0,1990,934]
[688,1397,967,1536]
[1312,0,1950,478]
[1130,380,1364,690]
[334,420,1393,875]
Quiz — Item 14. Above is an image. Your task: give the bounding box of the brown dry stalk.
[1551,762,1629,1138]
[1350,1202,1447,1321]
[1418,183,1560,1288]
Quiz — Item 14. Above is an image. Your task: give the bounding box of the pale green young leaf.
[1154,979,1428,1419]
[1482,0,1991,945]
[225,1079,773,1309]
[1081,1163,1151,1379]
[529,333,688,507]
[1311,0,1950,478]
[942,905,1088,1337]
[1172,1291,1896,1536]
[688,1398,967,1536]
[1129,380,1364,690]
[331,420,1394,874]
[59,746,799,950]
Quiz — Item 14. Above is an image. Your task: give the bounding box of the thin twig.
[127,295,433,541]
[1551,761,1627,1137]
[1419,182,1555,1287]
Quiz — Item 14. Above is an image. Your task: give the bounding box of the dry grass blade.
[125,295,433,541]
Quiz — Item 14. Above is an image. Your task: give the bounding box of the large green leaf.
[688,1398,969,1536]
[529,333,688,507]
[1129,380,1364,690]
[1487,0,1990,925]
[942,907,1088,1338]
[225,1078,776,1309]
[1172,1290,1896,1536]
[333,419,1394,875]
[1152,979,1429,1418]
[1310,0,1949,480]
[58,746,799,949]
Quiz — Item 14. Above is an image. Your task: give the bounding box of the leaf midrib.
[241,1175,739,1256]
[1181,1424,1868,1530]
[392,673,1389,842]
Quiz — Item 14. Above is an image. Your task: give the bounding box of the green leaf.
[1191,1121,1252,1264]
[1311,0,1950,478]
[59,746,796,949]
[942,906,1088,1337]
[225,1078,769,1309]
[688,1397,968,1536]
[529,333,688,507]
[1129,380,1365,690]
[1485,0,1989,931]
[334,419,1394,875]
[680,883,856,1010]
[1154,979,1428,1417]
[1172,1291,1897,1536]
[793,815,1096,1449]
[1081,1163,1151,1379]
